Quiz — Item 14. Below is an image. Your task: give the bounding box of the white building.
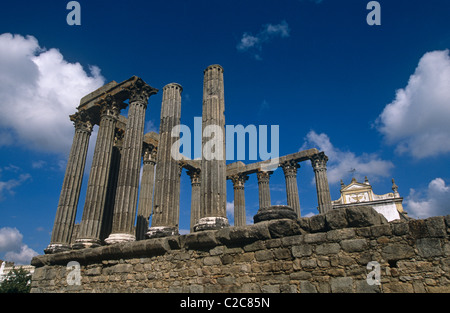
[332,177,409,222]
[0,260,35,282]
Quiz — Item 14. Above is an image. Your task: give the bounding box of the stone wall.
[30,207,450,293]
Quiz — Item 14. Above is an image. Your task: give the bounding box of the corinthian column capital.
[257,170,273,184]
[70,110,93,133]
[230,174,249,190]
[311,152,329,172]
[281,160,300,178]
[128,78,159,105]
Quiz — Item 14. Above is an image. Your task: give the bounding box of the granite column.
[231,174,249,227]
[281,160,301,217]
[106,79,158,244]
[74,97,121,249]
[257,170,273,210]
[136,144,157,240]
[311,152,332,214]
[45,111,93,254]
[147,83,182,238]
[194,65,229,231]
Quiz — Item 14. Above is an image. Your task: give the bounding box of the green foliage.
[0,267,32,293]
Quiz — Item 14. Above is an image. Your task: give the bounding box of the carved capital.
[230,174,249,190]
[143,144,157,165]
[257,170,273,184]
[187,169,201,186]
[310,152,329,172]
[128,78,158,106]
[281,160,300,178]
[114,128,125,148]
[70,110,93,134]
[99,95,121,120]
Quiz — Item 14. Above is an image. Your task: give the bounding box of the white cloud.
[226,201,234,216]
[0,227,38,265]
[5,245,38,265]
[405,177,450,219]
[376,50,450,159]
[0,33,105,155]
[302,130,394,184]
[0,173,31,200]
[237,20,290,60]
[0,227,23,253]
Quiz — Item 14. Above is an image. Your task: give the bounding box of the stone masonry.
[31,207,450,293]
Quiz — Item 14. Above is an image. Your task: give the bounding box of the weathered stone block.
[292,245,313,257]
[300,281,317,293]
[255,250,274,261]
[381,244,415,261]
[341,239,368,253]
[409,219,429,238]
[346,206,388,227]
[325,209,348,230]
[326,228,356,242]
[266,219,302,238]
[184,230,219,250]
[416,238,443,258]
[316,242,341,255]
[309,214,327,233]
[330,277,353,293]
[425,216,447,237]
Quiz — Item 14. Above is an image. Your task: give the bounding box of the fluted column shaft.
[281,160,301,217]
[195,65,229,231]
[147,83,183,238]
[257,170,273,210]
[106,81,157,244]
[231,174,249,227]
[311,152,332,214]
[46,111,93,254]
[75,98,120,248]
[188,169,201,232]
[100,130,123,241]
[136,145,157,240]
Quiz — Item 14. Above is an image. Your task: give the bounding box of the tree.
[0,268,32,293]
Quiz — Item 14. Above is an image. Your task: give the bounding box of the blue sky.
[1,0,450,264]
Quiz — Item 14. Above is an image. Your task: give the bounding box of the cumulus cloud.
[0,33,105,155]
[376,50,450,159]
[0,227,37,265]
[302,130,394,184]
[237,20,290,60]
[405,178,450,219]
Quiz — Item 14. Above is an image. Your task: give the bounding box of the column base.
[146,226,179,239]
[253,205,298,223]
[193,217,229,232]
[72,238,102,250]
[44,243,71,254]
[104,233,136,245]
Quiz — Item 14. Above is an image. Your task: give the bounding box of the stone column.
[74,96,121,249]
[230,174,249,227]
[257,170,273,210]
[45,111,93,254]
[136,144,157,240]
[194,65,229,232]
[106,79,158,244]
[100,128,124,242]
[281,160,301,217]
[311,152,332,214]
[187,169,201,232]
[147,83,183,238]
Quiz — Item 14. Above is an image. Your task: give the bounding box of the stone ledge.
[32,207,448,268]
